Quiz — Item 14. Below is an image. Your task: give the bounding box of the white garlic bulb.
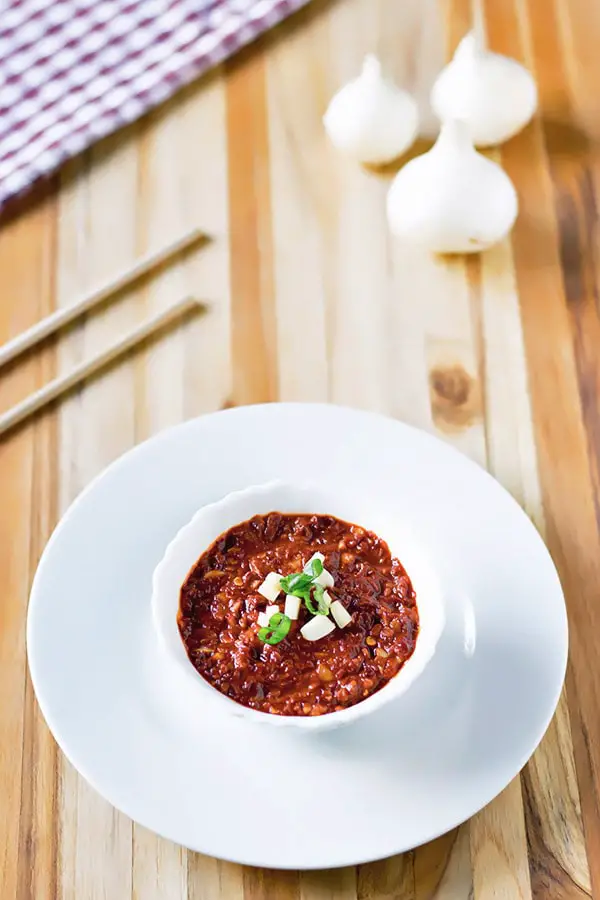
[430,32,537,147]
[386,118,518,254]
[323,55,419,164]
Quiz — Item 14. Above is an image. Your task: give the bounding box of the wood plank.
[476,238,543,521]
[227,46,278,407]
[486,0,600,895]
[188,855,245,900]
[243,868,301,900]
[265,0,333,403]
[18,376,59,900]
[0,194,58,900]
[300,869,357,900]
[130,76,231,437]
[54,132,141,900]
[357,856,414,900]
[523,694,590,898]
[132,826,187,900]
[471,780,532,900]
[414,827,472,900]
[549,0,600,556]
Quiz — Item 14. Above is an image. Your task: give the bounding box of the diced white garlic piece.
[314,568,334,589]
[284,594,301,620]
[301,615,336,641]
[330,600,352,629]
[303,552,325,573]
[257,604,280,628]
[257,572,283,602]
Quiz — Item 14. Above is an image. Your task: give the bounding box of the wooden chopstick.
[0,227,204,369]
[0,298,200,437]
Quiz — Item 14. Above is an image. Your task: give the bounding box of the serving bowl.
[152,480,445,731]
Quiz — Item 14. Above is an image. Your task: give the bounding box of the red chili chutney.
[178,512,419,717]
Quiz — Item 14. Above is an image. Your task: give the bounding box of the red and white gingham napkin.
[0,0,310,211]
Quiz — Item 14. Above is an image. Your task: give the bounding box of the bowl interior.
[151,481,445,726]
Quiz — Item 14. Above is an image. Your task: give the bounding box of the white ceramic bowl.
[152,480,445,731]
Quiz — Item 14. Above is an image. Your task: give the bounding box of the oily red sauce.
[178,513,419,716]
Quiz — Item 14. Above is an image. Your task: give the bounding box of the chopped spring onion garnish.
[279,570,315,595]
[304,553,335,588]
[313,568,335,588]
[257,572,283,602]
[254,553,350,644]
[303,552,325,573]
[280,557,330,616]
[305,583,330,616]
[258,612,292,645]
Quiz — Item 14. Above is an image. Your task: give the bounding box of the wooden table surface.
[1,0,599,896]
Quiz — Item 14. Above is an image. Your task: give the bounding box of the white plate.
[27,403,568,869]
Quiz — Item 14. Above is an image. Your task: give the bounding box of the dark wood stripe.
[0,193,60,899]
[556,170,600,531]
[226,46,278,407]
[535,2,600,538]
[19,280,59,900]
[243,867,300,900]
[522,768,591,899]
[526,0,600,895]
[357,853,415,900]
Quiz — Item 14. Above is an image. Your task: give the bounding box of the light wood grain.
[0,298,200,437]
[0,0,598,896]
[56,130,140,900]
[0,227,204,370]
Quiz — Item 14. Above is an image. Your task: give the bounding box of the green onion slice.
[258,612,292,645]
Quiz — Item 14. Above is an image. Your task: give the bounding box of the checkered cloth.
[0,0,310,211]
